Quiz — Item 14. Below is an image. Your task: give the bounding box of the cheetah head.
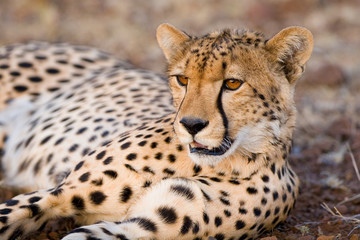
[157,24,313,166]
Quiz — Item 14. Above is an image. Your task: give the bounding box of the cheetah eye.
[176,76,189,86]
[224,79,243,91]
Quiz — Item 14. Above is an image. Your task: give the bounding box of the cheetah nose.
[180,117,209,136]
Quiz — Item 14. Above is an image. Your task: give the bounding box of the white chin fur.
[188,151,224,166]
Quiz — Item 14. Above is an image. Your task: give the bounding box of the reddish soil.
[1,0,359,239]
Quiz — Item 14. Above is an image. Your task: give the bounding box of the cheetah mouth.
[189,137,233,156]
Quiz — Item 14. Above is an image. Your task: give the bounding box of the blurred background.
[0,0,358,73]
[1,0,360,239]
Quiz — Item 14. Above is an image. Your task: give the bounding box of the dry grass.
[322,144,360,237]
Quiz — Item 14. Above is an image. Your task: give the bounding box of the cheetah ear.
[265,26,313,84]
[157,23,191,62]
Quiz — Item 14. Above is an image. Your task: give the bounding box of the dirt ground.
[1,0,360,239]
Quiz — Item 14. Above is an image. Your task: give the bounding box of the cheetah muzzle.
[189,136,233,156]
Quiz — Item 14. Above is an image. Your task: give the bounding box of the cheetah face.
[157,24,313,165]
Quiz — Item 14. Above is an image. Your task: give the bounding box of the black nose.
[180,117,209,136]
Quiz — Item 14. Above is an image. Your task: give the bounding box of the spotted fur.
[0,24,313,239]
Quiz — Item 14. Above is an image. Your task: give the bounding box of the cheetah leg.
[0,189,54,239]
[0,186,81,239]
[63,178,207,240]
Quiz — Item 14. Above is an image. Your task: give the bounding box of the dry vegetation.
[1,0,360,239]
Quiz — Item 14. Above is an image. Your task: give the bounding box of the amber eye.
[224,79,243,90]
[176,76,189,86]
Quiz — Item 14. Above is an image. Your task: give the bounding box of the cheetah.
[0,24,313,240]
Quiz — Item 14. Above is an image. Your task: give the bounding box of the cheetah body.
[0,24,313,240]
[0,42,173,190]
